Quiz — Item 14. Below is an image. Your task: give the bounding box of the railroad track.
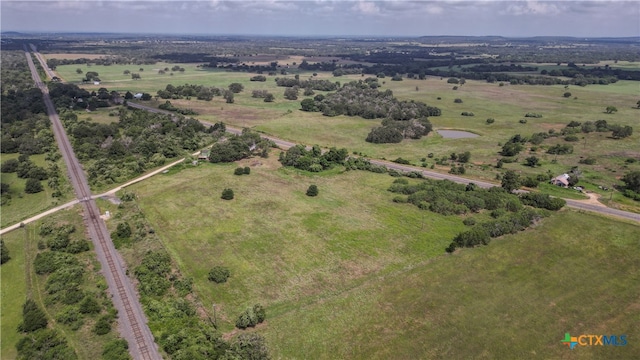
[25,45,160,360]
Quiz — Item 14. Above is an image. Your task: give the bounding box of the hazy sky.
[2,1,639,37]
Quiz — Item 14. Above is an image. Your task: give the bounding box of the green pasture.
[129,157,465,332]
[126,156,639,359]
[262,210,640,359]
[0,227,28,360]
[56,64,640,210]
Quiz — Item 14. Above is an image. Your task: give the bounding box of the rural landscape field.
[2,1,640,359]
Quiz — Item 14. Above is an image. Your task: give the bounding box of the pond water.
[437,130,479,139]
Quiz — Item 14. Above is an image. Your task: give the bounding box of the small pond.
[437,130,479,139]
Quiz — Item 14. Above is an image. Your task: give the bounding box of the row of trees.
[278,145,349,172]
[275,77,340,91]
[208,130,272,163]
[299,80,439,143]
[59,107,219,188]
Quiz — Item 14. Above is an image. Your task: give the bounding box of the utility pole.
[212,304,217,329]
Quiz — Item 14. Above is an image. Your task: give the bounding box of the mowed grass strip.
[130,157,464,331]
[262,211,640,359]
[0,229,28,360]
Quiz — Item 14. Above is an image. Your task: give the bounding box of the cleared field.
[128,157,465,330]
[263,211,640,359]
[126,156,640,359]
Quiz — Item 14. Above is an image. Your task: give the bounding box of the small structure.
[198,149,210,160]
[551,173,570,187]
[93,81,101,85]
[133,93,143,99]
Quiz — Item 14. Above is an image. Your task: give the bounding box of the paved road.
[27,46,162,360]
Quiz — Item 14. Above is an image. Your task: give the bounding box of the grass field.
[128,157,465,327]
[263,211,640,359]
[54,62,639,209]
[0,207,124,359]
[0,226,27,360]
[123,155,639,359]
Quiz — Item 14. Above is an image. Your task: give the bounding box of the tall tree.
[0,239,10,264]
[501,170,521,193]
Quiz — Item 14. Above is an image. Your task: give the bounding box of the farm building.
[551,174,570,187]
[198,149,210,160]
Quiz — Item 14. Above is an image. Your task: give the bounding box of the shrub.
[521,176,540,188]
[486,118,495,124]
[234,167,245,175]
[392,196,408,203]
[306,184,319,197]
[236,304,266,329]
[93,315,113,335]
[79,296,101,314]
[563,92,572,98]
[208,266,230,283]
[1,159,19,173]
[451,227,491,248]
[393,157,411,165]
[463,217,476,226]
[34,251,78,274]
[18,299,48,332]
[102,339,129,360]
[547,144,574,155]
[221,188,234,200]
[519,193,566,210]
[519,119,528,124]
[243,166,251,175]
[454,98,463,103]
[25,178,43,194]
[524,113,542,118]
[365,126,403,144]
[461,112,474,116]
[228,83,244,93]
[579,157,596,165]
[564,135,579,142]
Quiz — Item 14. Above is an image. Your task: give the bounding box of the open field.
[123,155,640,359]
[56,60,640,210]
[263,210,640,359]
[0,207,124,359]
[127,157,465,329]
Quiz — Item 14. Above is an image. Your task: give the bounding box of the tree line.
[299,80,439,143]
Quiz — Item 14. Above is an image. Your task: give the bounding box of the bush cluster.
[279,145,348,172]
[134,251,172,296]
[235,304,266,329]
[209,131,271,163]
[208,266,231,283]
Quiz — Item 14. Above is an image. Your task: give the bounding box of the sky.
[2,0,639,38]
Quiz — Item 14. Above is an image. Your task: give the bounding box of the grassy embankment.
[121,154,639,359]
